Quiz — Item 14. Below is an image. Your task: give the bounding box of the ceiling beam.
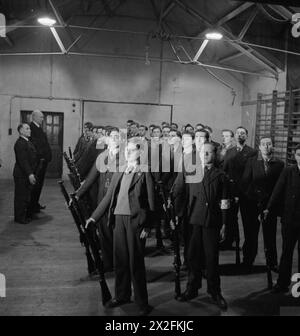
[238,6,259,40]
[267,5,294,20]
[48,0,81,51]
[215,2,254,27]
[219,52,244,63]
[162,1,176,19]
[174,0,278,77]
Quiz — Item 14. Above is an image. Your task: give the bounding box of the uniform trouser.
[277,224,300,287]
[30,161,47,210]
[241,198,278,266]
[180,217,193,265]
[114,215,148,308]
[97,213,114,272]
[187,225,221,295]
[14,176,32,221]
[223,200,239,246]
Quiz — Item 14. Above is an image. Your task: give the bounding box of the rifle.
[157,181,182,299]
[58,181,96,276]
[259,203,273,289]
[63,152,82,190]
[68,147,73,160]
[70,193,112,306]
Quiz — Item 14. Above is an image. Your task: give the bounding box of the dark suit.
[73,134,90,163]
[77,151,119,271]
[267,165,300,287]
[241,153,284,266]
[29,122,52,210]
[181,166,229,295]
[222,145,257,251]
[91,168,155,308]
[13,137,38,222]
[172,149,203,265]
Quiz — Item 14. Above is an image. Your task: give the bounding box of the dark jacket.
[189,167,230,228]
[223,144,257,196]
[267,165,300,227]
[29,122,52,163]
[91,167,155,229]
[13,137,38,178]
[77,151,119,203]
[76,140,106,178]
[241,152,284,207]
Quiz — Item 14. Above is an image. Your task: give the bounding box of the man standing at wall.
[13,123,38,224]
[29,110,52,213]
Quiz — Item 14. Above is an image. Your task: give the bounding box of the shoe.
[105,298,131,308]
[271,284,289,294]
[138,304,153,316]
[15,219,30,224]
[209,293,228,310]
[178,289,198,302]
[38,204,46,210]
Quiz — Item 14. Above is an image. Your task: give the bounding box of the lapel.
[256,156,266,177]
[200,166,221,205]
[129,166,144,191]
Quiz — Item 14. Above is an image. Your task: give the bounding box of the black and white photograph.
[0,0,300,321]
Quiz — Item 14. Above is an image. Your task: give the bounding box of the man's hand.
[85,217,95,229]
[170,216,179,230]
[234,197,239,204]
[69,194,78,207]
[140,227,151,239]
[220,224,226,242]
[263,209,269,221]
[29,174,36,185]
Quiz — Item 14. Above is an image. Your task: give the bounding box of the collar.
[257,151,274,162]
[20,135,29,141]
[236,143,246,151]
[33,121,40,128]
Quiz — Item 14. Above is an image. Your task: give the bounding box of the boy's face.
[200,143,215,165]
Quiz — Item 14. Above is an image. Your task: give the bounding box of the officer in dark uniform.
[178,142,229,310]
[223,126,257,262]
[29,110,52,213]
[13,123,38,224]
[265,144,300,293]
[241,136,284,269]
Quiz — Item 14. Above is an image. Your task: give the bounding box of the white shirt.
[20,136,29,141]
[33,121,40,128]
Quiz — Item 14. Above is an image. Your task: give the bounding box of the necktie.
[264,159,269,173]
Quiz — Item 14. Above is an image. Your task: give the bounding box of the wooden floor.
[0,179,299,316]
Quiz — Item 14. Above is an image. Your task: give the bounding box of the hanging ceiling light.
[205,31,223,40]
[37,17,57,27]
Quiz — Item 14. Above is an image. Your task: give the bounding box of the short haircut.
[84,122,93,129]
[171,122,178,128]
[294,144,300,152]
[259,135,272,144]
[204,125,212,133]
[196,123,204,128]
[236,126,248,135]
[131,121,139,127]
[161,121,169,126]
[203,141,217,154]
[149,124,156,128]
[17,123,25,133]
[127,119,134,124]
[139,124,148,131]
[182,130,195,140]
[152,126,162,133]
[107,127,119,135]
[185,123,194,130]
[195,129,209,140]
[162,125,171,131]
[222,129,234,137]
